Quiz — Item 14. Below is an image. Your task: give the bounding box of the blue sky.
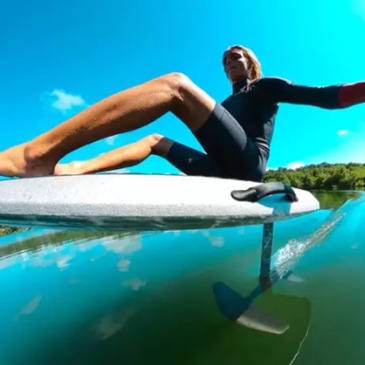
[1,0,365,174]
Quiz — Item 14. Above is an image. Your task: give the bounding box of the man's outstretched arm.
[251,77,365,109]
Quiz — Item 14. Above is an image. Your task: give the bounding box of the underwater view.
[1,191,364,365]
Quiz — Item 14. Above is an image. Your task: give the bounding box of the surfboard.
[0,173,320,231]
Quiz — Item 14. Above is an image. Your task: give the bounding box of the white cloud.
[287,161,304,170]
[352,0,365,21]
[106,136,118,146]
[210,236,225,247]
[337,129,349,136]
[122,278,146,291]
[45,89,86,112]
[102,235,142,255]
[112,168,130,174]
[56,255,73,270]
[117,259,131,272]
[0,255,20,270]
[93,308,135,341]
[17,295,42,318]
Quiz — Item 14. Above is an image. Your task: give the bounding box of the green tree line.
[264,162,365,190]
[0,225,28,237]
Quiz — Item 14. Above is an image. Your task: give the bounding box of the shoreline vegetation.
[0,162,364,237]
[263,162,365,190]
[0,226,29,237]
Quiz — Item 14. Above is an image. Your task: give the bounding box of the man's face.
[223,48,249,83]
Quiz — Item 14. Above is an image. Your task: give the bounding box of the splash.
[272,208,346,278]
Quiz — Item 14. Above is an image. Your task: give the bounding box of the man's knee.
[160,72,195,100]
[145,134,174,156]
[144,134,164,145]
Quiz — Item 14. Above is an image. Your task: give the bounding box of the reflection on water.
[0,191,364,364]
[312,190,361,209]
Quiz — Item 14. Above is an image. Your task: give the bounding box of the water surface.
[0,191,364,365]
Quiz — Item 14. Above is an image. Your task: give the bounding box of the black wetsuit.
[166,77,348,181]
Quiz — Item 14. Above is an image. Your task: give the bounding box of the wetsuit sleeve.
[253,77,365,109]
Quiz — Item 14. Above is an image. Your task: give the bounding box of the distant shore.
[0,226,28,237]
[264,162,365,190]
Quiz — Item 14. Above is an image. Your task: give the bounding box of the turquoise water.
[1,191,365,365]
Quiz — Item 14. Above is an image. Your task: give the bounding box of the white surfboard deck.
[0,173,320,231]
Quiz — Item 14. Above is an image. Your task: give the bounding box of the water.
[0,191,364,365]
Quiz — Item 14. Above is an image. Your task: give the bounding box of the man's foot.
[54,162,85,175]
[0,143,56,178]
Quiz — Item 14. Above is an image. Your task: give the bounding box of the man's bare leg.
[54,134,173,175]
[0,73,215,177]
